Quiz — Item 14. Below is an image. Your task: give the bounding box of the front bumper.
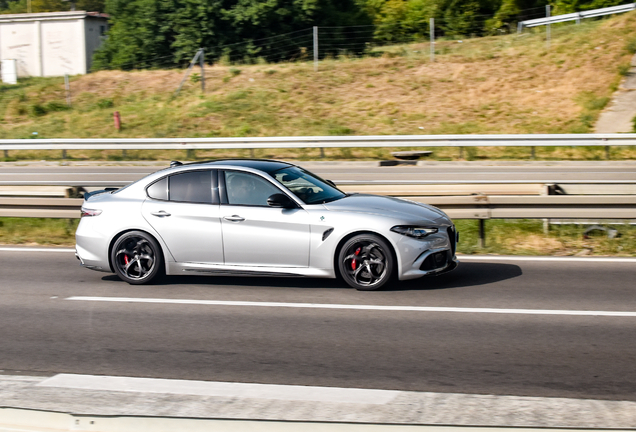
[396,225,458,280]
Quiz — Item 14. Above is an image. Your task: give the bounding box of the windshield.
[271,166,346,205]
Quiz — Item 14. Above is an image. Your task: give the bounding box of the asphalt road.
[0,249,635,402]
[1,161,636,186]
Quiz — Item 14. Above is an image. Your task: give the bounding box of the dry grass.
[1,13,636,161]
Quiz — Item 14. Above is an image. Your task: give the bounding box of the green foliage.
[0,0,105,13]
[618,62,631,76]
[93,0,372,70]
[45,101,70,112]
[95,98,114,109]
[627,37,636,54]
[30,104,47,117]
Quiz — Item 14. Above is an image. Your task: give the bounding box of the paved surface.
[595,54,636,133]
[1,249,636,403]
[1,161,636,187]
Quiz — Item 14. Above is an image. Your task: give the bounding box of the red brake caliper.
[124,255,129,265]
[351,247,361,270]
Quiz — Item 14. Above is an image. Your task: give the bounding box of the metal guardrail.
[1,134,636,150]
[1,195,634,220]
[518,3,636,31]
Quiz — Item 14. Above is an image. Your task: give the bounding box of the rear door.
[142,169,224,264]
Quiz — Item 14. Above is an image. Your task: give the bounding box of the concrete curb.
[1,375,636,430]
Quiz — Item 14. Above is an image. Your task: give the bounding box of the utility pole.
[64,74,72,107]
[546,5,551,49]
[430,18,435,62]
[200,48,205,93]
[313,26,319,72]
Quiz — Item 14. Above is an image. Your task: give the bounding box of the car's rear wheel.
[338,234,395,291]
[111,231,163,285]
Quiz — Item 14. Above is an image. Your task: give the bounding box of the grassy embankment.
[1,14,635,255]
[1,12,636,162]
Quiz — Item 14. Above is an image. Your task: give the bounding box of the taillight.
[81,208,102,217]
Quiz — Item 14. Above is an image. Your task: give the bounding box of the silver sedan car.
[75,159,458,290]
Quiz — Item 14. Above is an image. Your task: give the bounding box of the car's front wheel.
[111,231,163,285]
[338,234,395,291]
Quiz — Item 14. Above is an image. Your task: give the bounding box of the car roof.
[184,159,295,174]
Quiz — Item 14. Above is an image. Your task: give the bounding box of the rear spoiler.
[84,188,119,200]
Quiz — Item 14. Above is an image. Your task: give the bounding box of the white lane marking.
[459,255,636,263]
[67,296,636,317]
[0,247,75,253]
[37,374,399,405]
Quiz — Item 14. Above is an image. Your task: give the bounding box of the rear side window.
[170,171,213,204]
[146,170,218,204]
[147,177,168,200]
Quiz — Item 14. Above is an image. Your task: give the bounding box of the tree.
[93,0,372,69]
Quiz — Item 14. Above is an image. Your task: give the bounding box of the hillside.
[1,12,636,161]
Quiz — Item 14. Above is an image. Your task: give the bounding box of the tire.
[337,234,395,291]
[111,231,163,285]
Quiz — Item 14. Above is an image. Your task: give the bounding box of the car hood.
[323,194,449,224]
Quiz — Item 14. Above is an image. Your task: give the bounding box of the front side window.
[224,171,282,206]
[271,166,345,204]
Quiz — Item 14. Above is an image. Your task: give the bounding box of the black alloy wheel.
[111,231,163,285]
[338,234,395,291]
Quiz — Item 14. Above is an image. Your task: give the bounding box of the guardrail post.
[320,148,325,158]
[605,145,610,160]
[186,149,195,159]
[3,150,7,159]
[531,146,536,159]
[459,147,464,159]
[478,219,486,248]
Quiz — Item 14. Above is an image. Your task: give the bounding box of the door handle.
[151,211,171,217]
[223,215,245,222]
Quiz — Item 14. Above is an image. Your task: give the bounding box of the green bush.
[618,63,631,76]
[96,98,114,109]
[45,101,70,112]
[30,104,47,117]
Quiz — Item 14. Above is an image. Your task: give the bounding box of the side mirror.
[325,179,337,188]
[267,193,296,208]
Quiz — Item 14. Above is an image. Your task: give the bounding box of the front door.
[220,170,310,267]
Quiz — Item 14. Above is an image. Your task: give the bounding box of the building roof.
[0,11,108,22]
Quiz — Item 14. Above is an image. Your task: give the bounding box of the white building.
[0,11,108,78]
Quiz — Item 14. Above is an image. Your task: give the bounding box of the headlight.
[390,225,438,239]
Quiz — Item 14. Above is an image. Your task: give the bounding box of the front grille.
[447,226,457,256]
